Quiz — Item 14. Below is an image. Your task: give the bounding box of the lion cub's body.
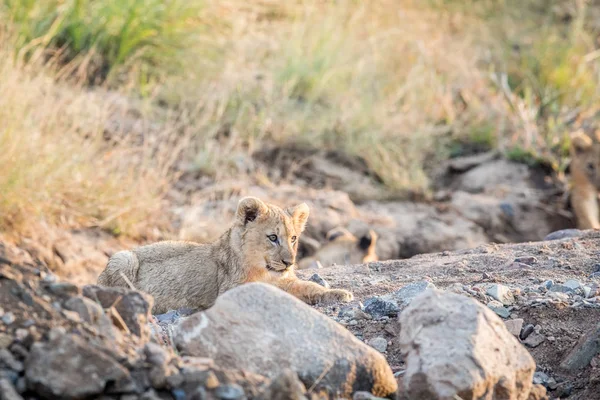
[570,130,600,229]
[98,197,353,314]
[298,228,378,269]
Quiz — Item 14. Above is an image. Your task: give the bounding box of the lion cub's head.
[571,130,600,189]
[234,196,309,273]
[297,227,378,269]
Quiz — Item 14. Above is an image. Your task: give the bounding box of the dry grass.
[2,0,600,240]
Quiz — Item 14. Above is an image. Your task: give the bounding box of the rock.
[0,378,23,400]
[532,371,549,386]
[0,349,23,372]
[338,306,370,321]
[487,300,510,318]
[563,279,581,290]
[560,323,600,371]
[308,273,329,289]
[174,283,397,398]
[394,281,436,308]
[364,297,400,319]
[486,284,515,305]
[0,333,12,349]
[543,229,582,241]
[256,370,306,400]
[366,337,387,353]
[214,384,245,400]
[447,151,499,172]
[549,284,574,293]
[63,296,118,340]
[504,319,524,337]
[25,332,130,398]
[523,333,546,348]
[541,280,554,290]
[83,285,153,341]
[352,392,387,400]
[46,282,79,297]
[399,289,538,400]
[514,256,538,265]
[2,313,15,325]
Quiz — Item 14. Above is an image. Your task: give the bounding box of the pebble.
[308,273,330,289]
[520,324,535,340]
[487,300,510,318]
[47,282,79,297]
[523,332,546,348]
[564,280,581,290]
[338,306,370,321]
[364,297,400,319]
[542,280,554,289]
[394,281,436,308]
[353,391,387,400]
[348,320,358,326]
[486,284,514,305]
[514,256,537,265]
[549,284,573,293]
[504,319,524,337]
[214,384,245,400]
[366,337,388,353]
[2,313,15,325]
[590,272,600,279]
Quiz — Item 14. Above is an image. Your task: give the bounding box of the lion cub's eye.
[267,234,278,243]
[291,236,297,243]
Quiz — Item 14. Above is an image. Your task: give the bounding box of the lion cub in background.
[97,197,353,314]
[570,130,600,229]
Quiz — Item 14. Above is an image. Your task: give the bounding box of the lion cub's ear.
[237,197,268,225]
[288,203,310,233]
[572,131,593,155]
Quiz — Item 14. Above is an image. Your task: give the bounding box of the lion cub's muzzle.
[266,260,294,273]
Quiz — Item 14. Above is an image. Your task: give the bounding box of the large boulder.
[174,282,397,398]
[399,289,542,400]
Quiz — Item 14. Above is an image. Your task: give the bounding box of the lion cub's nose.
[282,259,292,268]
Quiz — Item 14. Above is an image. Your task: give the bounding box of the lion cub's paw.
[320,289,354,304]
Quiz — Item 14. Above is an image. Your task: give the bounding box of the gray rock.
[560,323,600,371]
[63,296,118,340]
[399,289,538,400]
[215,384,245,400]
[0,378,23,400]
[549,284,573,293]
[541,280,554,290]
[46,282,79,297]
[352,392,387,400]
[486,284,514,305]
[487,300,510,318]
[338,306,370,321]
[366,337,387,353]
[564,279,581,290]
[395,281,436,308]
[0,349,23,372]
[364,297,400,319]
[2,313,15,325]
[520,324,535,340]
[543,229,582,241]
[532,371,548,386]
[83,285,153,341]
[504,319,524,337]
[514,256,538,265]
[25,332,130,398]
[308,273,330,289]
[174,283,397,398]
[523,333,546,348]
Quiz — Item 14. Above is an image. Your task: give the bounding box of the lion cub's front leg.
[572,186,600,229]
[274,277,353,305]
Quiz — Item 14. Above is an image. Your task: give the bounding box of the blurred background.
[0,0,596,283]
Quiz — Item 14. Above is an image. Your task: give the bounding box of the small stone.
[560,323,600,371]
[353,392,387,400]
[0,349,23,372]
[504,319,524,337]
[0,333,12,349]
[523,333,545,348]
[584,286,593,298]
[394,281,436,308]
[533,371,548,385]
[364,297,400,319]
[487,301,510,318]
[0,378,22,400]
[14,329,28,342]
[514,256,537,265]
[542,280,554,289]
[214,383,245,400]
[338,306,370,321]
[544,229,582,241]
[486,284,514,305]
[554,382,573,398]
[2,313,15,325]
[348,320,358,326]
[549,284,573,293]
[367,337,388,353]
[564,280,581,290]
[47,282,79,297]
[308,274,330,289]
[172,389,186,400]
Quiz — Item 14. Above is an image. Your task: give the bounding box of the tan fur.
[297,227,378,269]
[570,130,600,229]
[97,197,353,314]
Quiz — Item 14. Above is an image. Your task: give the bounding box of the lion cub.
[97,197,353,314]
[297,227,378,269]
[570,130,600,229]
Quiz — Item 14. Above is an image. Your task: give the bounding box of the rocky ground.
[3,227,600,399]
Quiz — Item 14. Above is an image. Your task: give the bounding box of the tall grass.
[1,0,203,85]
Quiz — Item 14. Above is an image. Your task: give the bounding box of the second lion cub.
[97,197,353,314]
